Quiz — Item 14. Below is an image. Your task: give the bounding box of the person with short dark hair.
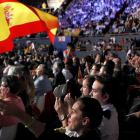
[80,75,95,97]
[90,64,101,76]
[90,75,120,140]
[99,65,114,76]
[84,55,94,77]
[65,58,77,78]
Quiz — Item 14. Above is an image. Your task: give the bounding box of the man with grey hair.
[112,57,121,71]
[51,62,66,90]
[34,64,52,101]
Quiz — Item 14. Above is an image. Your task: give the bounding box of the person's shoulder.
[39,76,44,80]
[34,76,45,83]
[83,129,101,140]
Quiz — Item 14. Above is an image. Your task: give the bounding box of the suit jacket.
[52,71,66,90]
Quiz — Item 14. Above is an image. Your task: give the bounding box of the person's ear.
[103,93,109,102]
[82,117,90,126]
[6,87,10,93]
[103,71,106,74]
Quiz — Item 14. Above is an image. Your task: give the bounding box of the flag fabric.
[24,43,32,54]
[31,42,35,50]
[78,66,83,79]
[40,45,45,48]
[0,0,59,54]
[121,37,124,46]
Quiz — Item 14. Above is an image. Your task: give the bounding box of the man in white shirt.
[90,75,120,140]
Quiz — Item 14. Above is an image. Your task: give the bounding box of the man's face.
[90,65,98,76]
[90,80,104,105]
[52,64,58,74]
[68,101,84,132]
[98,66,103,75]
[36,65,43,77]
[80,79,90,97]
[72,57,76,65]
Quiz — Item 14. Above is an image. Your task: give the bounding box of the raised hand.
[54,97,67,116]
[64,93,76,113]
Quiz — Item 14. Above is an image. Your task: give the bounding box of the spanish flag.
[0,0,59,54]
[24,43,32,54]
[78,66,83,79]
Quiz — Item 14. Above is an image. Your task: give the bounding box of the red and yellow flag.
[24,43,32,54]
[78,66,83,79]
[121,37,124,46]
[0,0,59,54]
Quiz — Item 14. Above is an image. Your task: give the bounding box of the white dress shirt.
[99,104,119,140]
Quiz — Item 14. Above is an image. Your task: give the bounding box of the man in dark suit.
[51,62,66,90]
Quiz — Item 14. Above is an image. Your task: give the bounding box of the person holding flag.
[24,42,36,57]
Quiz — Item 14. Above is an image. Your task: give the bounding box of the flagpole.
[32,43,38,59]
[125,111,140,117]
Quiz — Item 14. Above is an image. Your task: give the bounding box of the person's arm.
[0,100,45,138]
[61,118,68,128]
[33,47,38,59]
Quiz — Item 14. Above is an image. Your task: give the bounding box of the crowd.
[75,36,139,52]
[0,0,140,140]
[58,0,124,35]
[55,0,140,36]
[0,40,140,140]
[18,0,140,39]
